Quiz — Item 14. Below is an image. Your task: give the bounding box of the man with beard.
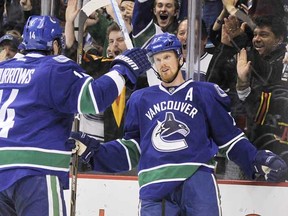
[64,0,147,147]
[147,18,212,85]
[0,15,150,215]
[68,33,287,215]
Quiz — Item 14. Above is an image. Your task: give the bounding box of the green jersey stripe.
[138,164,200,187]
[119,139,140,169]
[79,81,98,114]
[0,149,70,170]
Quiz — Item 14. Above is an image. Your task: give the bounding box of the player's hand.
[110,47,151,89]
[254,150,288,182]
[67,132,101,163]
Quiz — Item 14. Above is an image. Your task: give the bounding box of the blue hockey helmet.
[146,33,182,59]
[22,15,63,51]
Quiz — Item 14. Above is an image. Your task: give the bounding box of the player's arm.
[203,83,288,181]
[226,139,288,181]
[50,48,150,114]
[67,93,141,172]
[67,132,140,173]
[82,47,151,112]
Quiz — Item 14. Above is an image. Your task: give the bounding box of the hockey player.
[68,33,288,216]
[0,15,151,216]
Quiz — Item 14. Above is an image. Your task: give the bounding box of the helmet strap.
[53,39,62,55]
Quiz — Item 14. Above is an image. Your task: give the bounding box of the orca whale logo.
[152,112,190,152]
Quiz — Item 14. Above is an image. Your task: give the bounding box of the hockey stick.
[70,147,79,216]
[77,0,111,65]
[110,0,134,49]
[70,3,84,214]
[70,1,111,215]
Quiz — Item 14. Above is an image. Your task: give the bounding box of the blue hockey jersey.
[88,80,258,200]
[0,53,125,191]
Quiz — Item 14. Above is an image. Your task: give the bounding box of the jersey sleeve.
[89,92,141,173]
[48,55,125,114]
[201,83,257,178]
[90,138,140,173]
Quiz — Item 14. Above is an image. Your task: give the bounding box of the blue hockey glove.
[110,47,151,89]
[254,150,288,182]
[69,132,101,163]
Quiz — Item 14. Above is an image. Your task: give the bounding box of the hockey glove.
[68,132,101,163]
[110,48,151,89]
[254,150,288,182]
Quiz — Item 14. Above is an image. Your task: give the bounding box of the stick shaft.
[110,0,134,49]
[70,1,110,214]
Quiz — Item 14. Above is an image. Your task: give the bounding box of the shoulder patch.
[214,84,228,97]
[53,55,71,63]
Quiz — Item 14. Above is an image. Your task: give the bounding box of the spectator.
[148,18,212,85]
[64,0,105,60]
[235,15,288,166]
[64,0,79,53]
[209,0,253,48]
[0,33,23,61]
[0,20,24,39]
[132,0,182,47]
[222,0,255,29]
[119,0,135,35]
[234,15,286,115]
[206,14,253,125]
[176,18,212,80]
[132,0,186,86]
[85,9,113,57]
[69,33,287,216]
[65,0,147,143]
[209,3,230,48]
[207,14,288,179]
[107,22,129,58]
[81,22,148,142]
[153,0,179,33]
[79,22,131,143]
[20,0,35,22]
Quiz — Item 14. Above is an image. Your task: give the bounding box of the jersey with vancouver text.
[89,80,258,200]
[0,53,124,191]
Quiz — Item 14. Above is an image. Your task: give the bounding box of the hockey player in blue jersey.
[0,15,151,216]
[68,33,288,216]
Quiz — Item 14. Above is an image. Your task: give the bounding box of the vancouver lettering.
[145,100,198,120]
